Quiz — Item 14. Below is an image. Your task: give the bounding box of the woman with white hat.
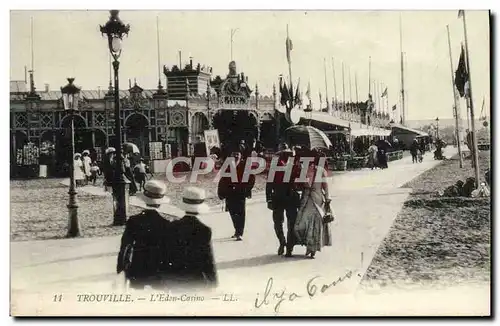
[117,181,217,290]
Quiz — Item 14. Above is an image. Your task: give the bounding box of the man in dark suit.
[117,181,217,290]
[266,146,300,257]
[218,150,255,241]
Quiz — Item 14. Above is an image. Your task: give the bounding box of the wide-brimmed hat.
[136,180,171,207]
[105,147,116,155]
[82,150,90,156]
[74,153,82,159]
[179,187,210,215]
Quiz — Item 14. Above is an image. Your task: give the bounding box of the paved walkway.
[11,148,458,316]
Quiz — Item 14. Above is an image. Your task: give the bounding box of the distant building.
[10,61,279,177]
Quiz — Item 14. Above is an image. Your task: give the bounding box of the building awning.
[350,125,392,137]
[306,111,351,128]
[391,124,429,136]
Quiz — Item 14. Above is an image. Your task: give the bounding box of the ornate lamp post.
[100,10,130,226]
[61,78,82,237]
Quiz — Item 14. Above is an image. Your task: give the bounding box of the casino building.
[10,60,281,177]
[10,58,393,177]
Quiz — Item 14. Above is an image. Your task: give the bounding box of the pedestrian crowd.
[113,141,336,291]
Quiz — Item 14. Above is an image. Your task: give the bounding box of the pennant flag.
[392,104,397,111]
[305,81,311,100]
[381,87,388,97]
[458,10,464,18]
[319,92,323,106]
[455,45,469,98]
[400,116,403,124]
[286,35,293,64]
[279,77,289,106]
[294,78,302,106]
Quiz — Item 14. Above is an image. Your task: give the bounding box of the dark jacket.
[117,210,217,289]
[217,159,255,200]
[265,155,300,209]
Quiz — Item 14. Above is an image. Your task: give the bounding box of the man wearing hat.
[117,180,217,290]
[217,150,255,241]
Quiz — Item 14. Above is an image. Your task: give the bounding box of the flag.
[294,78,302,106]
[455,45,468,98]
[319,92,323,106]
[286,35,293,64]
[305,81,311,100]
[279,77,289,106]
[381,87,388,97]
[458,10,464,18]
[392,104,397,111]
[400,116,403,124]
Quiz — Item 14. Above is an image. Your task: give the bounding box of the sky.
[10,10,490,121]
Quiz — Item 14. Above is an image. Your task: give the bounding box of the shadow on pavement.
[218,254,304,270]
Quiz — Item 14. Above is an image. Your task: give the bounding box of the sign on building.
[149,142,164,160]
[204,129,220,156]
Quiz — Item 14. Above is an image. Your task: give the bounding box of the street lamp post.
[61,78,82,237]
[435,117,440,139]
[100,10,130,226]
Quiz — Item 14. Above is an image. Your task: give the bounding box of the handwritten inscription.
[254,270,354,313]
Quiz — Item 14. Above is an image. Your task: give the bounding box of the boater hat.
[105,147,116,155]
[179,187,210,215]
[136,180,171,207]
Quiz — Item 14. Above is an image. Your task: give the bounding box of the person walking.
[73,153,85,187]
[82,150,92,185]
[294,150,333,259]
[266,146,300,257]
[134,158,148,191]
[217,150,255,241]
[117,181,217,291]
[123,153,138,196]
[410,139,419,164]
[89,162,101,186]
[103,147,116,192]
[367,141,378,170]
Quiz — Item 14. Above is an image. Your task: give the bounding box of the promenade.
[11,148,462,316]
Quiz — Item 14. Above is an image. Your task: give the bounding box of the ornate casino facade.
[10,61,281,176]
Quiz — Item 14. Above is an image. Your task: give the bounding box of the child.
[90,162,101,186]
[417,149,424,163]
[134,158,148,191]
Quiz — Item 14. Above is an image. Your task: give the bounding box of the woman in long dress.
[82,150,92,184]
[73,153,85,187]
[367,142,378,169]
[294,152,332,259]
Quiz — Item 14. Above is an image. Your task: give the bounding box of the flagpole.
[399,13,406,125]
[332,57,337,111]
[368,56,371,95]
[286,24,293,106]
[156,16,162,86]
[460,10,480,185]
[446,24,463,168]
[355,72,359,120]
[379,82,383,114]
[342,62,345,112]
[324,58,330,113]
[460,43,471,133]
[230,28,239,62]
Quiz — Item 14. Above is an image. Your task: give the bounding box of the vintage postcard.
[9,9,491,316]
